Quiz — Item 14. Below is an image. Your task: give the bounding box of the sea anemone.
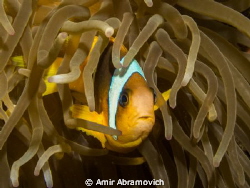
[0,0,250,187]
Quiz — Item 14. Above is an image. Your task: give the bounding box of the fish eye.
[119,90,129,107]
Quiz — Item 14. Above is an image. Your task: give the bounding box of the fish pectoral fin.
[71,104,106,148]
[162,89,171,101]
[154,89,171,111]
[70,104,104,125]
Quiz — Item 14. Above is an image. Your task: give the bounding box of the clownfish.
[87,44,156,153]
[11,37,170,153]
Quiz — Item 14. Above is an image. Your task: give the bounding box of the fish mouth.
[139,115,154,120]
[136,116,155,128]
[105,115,155,153]
[133,116,155,139]
[138,116,155,123]
[117,117,155,142]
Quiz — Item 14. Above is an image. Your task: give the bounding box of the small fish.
[83,44,156,153]
[12,38,170,153]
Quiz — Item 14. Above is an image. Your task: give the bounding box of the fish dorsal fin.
[108,58,146,140]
